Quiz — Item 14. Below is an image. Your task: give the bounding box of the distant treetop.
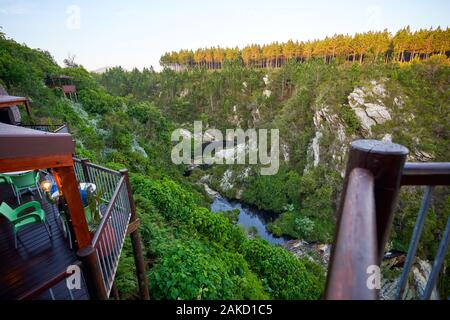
[160,27,450,70]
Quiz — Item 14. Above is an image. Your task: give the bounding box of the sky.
[0,0,449,71]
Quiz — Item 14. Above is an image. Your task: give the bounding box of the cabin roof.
[48,75,73,80]
[0,123,74,160]
[0,95,29,108]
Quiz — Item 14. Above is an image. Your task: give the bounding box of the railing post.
[77,245,108,300]
[80,158,91,183]
[345,140,408,261]
[326,140,408,299]
[325,168,377,299]
[111,282,120,300]
[120,169,150,300]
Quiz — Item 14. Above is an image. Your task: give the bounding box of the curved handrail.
[18,261,83,300]
[325,168,378,300]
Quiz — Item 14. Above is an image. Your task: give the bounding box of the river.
[211,196,289,245]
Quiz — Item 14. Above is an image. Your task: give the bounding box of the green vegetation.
[0,28,449,298]
[0,32,324,300]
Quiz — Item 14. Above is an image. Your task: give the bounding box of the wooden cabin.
[0,86,32,125]
[0,87,69,133]
[45,75,77,100]
[0,123,149,300]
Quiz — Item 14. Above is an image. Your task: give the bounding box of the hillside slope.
[1,31,448,298]
[0,33,325,300]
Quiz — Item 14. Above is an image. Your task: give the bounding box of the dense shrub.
[242,239,323,299]
[149,240,268,300]
[131,174,196,222]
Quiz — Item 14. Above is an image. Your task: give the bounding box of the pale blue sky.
[0,0,448,71]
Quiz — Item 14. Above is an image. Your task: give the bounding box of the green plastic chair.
[0,201,52,249]
[0,174,17,198]
[84,206,93,224]
[10,171,42,204]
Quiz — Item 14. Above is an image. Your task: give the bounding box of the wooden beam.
[54,165,91,250]
[126,219,140,236]
[24,99,32,118]
[121,169,150,300]
[0,154,73,173]
[0,96,29,108]
[77,245,108,300]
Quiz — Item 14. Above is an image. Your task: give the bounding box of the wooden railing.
[325,140,450,300]
[21,123,69,133]
[19,262,87,300]
[62,85,76,94]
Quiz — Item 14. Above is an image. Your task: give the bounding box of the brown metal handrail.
[91,176,131,297]
[326,139,408,300]
[326,140,450,300]
[401,162,450,186]
[325,168,377,300]
[18,262,84,300]
[82,160,122,177]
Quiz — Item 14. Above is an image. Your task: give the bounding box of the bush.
[242,169,301,212]
[149,240,268,300]
[242,239,323,299]
[341,104,360,134]
[131,174,196,222]
[190,207,246,250]
[294,216,315,238]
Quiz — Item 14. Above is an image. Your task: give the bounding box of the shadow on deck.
[0,183,89,300]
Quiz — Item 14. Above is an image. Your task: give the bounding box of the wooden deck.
[0,184,89,300]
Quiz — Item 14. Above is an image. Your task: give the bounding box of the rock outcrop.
[284,240,331,268]
[306,104,347,175]
[380,254,440,300]
[348,81,392,134]
[220,169,234,191]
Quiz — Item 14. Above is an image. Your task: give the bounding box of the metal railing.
[73,158,122,205]
[395,163,450,300]
[73,158,133,298]
[92,177,131,295]
[20,123,69,133]
[325,140,450,300]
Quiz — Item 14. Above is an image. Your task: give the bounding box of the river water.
[211,196,289,245]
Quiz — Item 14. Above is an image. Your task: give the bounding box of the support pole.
[396,186,434,299]
[24,99,32,119]
[325,168,378,299]
[80,158,91,183]
[111,282,120,300]
[325,140,408,300]
[77,245,108,300]
[342,140,408,262]
[422,216,450,300]
[54,165,91,250]
[120,169,150,300]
